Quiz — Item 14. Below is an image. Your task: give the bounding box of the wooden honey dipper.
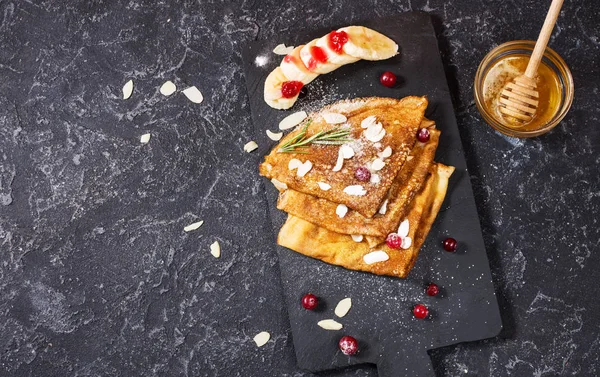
[499,0,564,124]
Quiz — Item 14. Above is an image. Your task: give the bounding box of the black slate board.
[242,12,502,377]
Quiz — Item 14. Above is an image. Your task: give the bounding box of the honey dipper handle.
[525,0,564,78]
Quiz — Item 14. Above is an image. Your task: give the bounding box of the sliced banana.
[315,32,360,66]
[339,26,398,61]
[264,67,300,110]
[280,45,319,85]
[300,39,341,74]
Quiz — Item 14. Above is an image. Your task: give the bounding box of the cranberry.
[281,81,304,98]
[426,283,439,297]
[413,304,429,319]
[380,71,397,88]
[328,30,349,53]
[443,238,457,252]
[417,128,430,143]
[301,293,318,310]
[338,336,358,355]
[354,167,371,182]
[386,233,402,249]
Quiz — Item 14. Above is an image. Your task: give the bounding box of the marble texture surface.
[0,1,598,376]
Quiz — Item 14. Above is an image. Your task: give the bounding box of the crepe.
[277,163,454,278]
[277,125,440,238]
[259,96,428,218]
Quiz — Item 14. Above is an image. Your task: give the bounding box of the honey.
[482,55,562,131]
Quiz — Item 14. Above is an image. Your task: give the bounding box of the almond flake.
[370,174,380,184]
[160,80,177,96]
[361,115,377,129]
[266,130,283,141]
[243,141,258,153]
[140,133,151,144]
[398,219,410,238]
[279,111,307,130]
[210,241,221,258]
[323,113,347,124]
[184,221,204,232]
[271,178,288,191]
[336,204,348,218]
[122,79,133,99]
[253,331,270,347]
[340,144,354,159]
[332,148,344,172]
[334,298,352,318]
[182,86,204,104]
[351,235,363,243]
[317,319,343,331]
[380,146,392,158]
[371,158,385,171]
[378,199,389,215]
[374,142,382,149]
[273,43,294,55]
[401,236,412,249]
[364,122,386,142]
[407,156,414,161]
[317,182,331,191]
[288,158,302,170]
[296,160,312,177]
[363,250,389,264]
[343,185,367,196]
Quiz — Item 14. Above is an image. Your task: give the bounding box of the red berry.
[443,238,457,252]
[385,233,402,249]
[328,30,349,53]
[426,283,439,297]
[417,128,430,143]
[301,293,318,310]
[338,336,358,355]
[281,81,304,98]
[413,304,429,319]
[380,71,397,88]
[355,167,371,182]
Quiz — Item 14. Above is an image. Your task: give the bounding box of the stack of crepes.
[259,96,455,278]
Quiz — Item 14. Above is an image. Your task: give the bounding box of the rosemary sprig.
[278,120,352,153]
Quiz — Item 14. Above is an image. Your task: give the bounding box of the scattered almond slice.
[317,319,343,331]
[351,234,363,242]
[380,146,392,158]
[296,160,313,177]
[364,122,386,142]
[343,185,367,196]
[210,241,221,258]
[361,115,377,129]
[401,236,412,249]
[336,204,348,218]
[363,250,389,264]
[317,182,331,191]
[244,141,258,153]
[407,156,414,161]
[273,43,294,55]
[334,298,352,318]
[122,79,133,99]
[160,80,177,96]
[266,130,283,141]
[279,111,307,130]
[323,113,347,124]
[370,174,380,184]
[182,86,204,104]
[371,158,385,171]
[140,133,151,144]
[184,221,204,232]
[340,144,355,159]
[271,178,288,191]
[288,158,302,170]
[378,199,389,215]
[332,148,344,172]
[253,331,270,347]
[398,219,410,238]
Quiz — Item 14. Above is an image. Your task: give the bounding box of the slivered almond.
[122,80,133,99]
[279,111,307,130]
[343,185,366,196]
[160,81,176,96]
[184,221,204,232]
[332,148,344,172]
[323,113,347,124]
[401,237,412,249]
[266,130,283,141]
[370,174,380,184]
[317,182,331,191]
[380,146,392,158]
[140,133,151,144]
[398,219,409,238]
[363,250,389,264]
[273,43,294,55]
[271,178,288,191]
[361,115,377,129]
[371,158,385,171]
[334,298,352,318]
[210,241,221,258]
[253,331,270,347]
[317,319,343,330]
[340,144,354,159]
[336,204,348,218]
[288,158,302,170]
[182,86,203,104]
[378,199,389,215]
[243,141,258,153]
[351,234,363,242]
[296,160,312,177]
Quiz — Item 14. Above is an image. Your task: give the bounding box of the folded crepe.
[259,96,428,218]
[277,163,454,278]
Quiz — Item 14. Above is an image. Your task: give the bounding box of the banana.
[300,39,341,74]
[338,26,398,61]
[264,67,300,110]
[280,45,319,85]
[315,32,360,66]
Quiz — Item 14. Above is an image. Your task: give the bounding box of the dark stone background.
[0,1,598,376]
